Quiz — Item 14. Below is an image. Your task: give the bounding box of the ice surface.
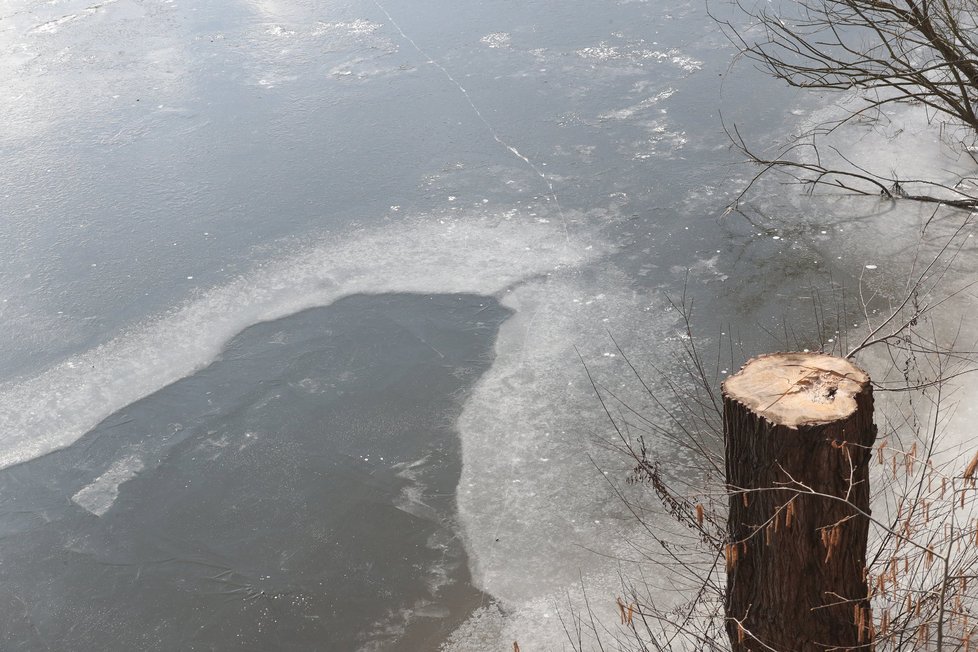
[458,270,664,602]
[29,0,119,35]
[599,88,675,121]
[393,456,440,522]
[243,9,400,86]
[0,211,597,470]
[0,0,192,145]
[480,32,511,49]
[442,577,646,651]
[2,197,697,648]
[438,260,704,648]
[788,95,977,200]
[71,454,144,516]
[575,42,702,73]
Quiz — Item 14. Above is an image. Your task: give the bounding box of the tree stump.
[723,352,877,651]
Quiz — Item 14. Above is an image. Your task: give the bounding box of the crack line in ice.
[370,0,570,242]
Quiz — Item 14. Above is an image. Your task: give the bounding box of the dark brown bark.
[723,352,877,651]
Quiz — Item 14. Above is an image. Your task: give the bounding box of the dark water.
[0,294,507,650]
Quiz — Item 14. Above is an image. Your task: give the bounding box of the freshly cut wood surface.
[723,352,869,429]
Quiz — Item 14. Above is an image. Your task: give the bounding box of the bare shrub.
[715,0,978,207]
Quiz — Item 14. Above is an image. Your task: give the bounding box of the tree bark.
[723,352,877,651]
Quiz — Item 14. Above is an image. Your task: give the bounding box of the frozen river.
[1,0,957,649]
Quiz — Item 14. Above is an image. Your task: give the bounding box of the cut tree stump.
[723,352,877,651]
